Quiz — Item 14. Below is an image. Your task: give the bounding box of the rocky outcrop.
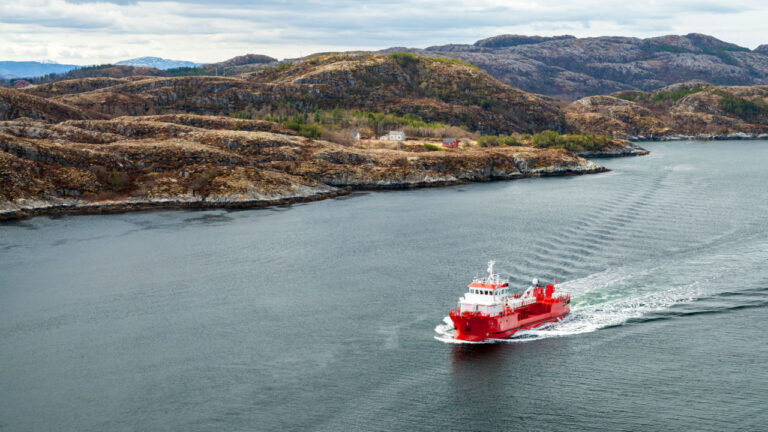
[0,115,606,220]
[576,141,649,158]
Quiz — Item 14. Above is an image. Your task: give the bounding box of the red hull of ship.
[449,301,569,342]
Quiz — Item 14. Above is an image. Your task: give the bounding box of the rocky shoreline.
[0,158,606,221]
[577,141,650,158]
[628,132,768,142]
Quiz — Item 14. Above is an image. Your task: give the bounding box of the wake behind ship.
[448,261,570,341]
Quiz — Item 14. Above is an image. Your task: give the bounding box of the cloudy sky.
[1,0,767,65]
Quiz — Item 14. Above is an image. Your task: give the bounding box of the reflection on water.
[183,213,234,224]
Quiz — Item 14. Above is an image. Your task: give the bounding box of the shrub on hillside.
[718,93,768,122]
[478,135,522,147]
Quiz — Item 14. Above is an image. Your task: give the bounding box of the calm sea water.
[2,141,768,431]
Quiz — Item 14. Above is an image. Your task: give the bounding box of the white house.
[348,130,361,140]
[386,130,405,141]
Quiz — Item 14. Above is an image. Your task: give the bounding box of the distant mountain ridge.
[0,61,79,79]
[115,56,200,70]
[392,33,768,100]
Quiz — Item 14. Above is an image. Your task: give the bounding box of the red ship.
[449,261,570,342]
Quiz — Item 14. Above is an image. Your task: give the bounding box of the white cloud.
[0,0,766,64]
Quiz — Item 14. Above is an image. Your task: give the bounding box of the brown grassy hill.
[0,87,104,122]
[248,52,568,134]
[566,82,768,138]
[22,77,131,98]
[0,114,603,219]
[29,53,569,135]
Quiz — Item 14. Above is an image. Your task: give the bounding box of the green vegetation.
[477,135,522,147]
[282,115,322,139]
[265,108,471,140]
[29,64,111,84]
[717,92,768,122]
[615,86,707,105]
[275,62,292,73]
[423,143,442,151]
[429,56,480,70]
[530,130,612,152]
[388,52,479,71]
[476,131,613,152]
[615,92,640,102]
[257,61,293,78]
[651,86,706,102]
[166,67,208,77]
[229,110,252,120]
[388,52,420,68]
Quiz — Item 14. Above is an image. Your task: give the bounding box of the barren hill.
[0,87,103,122]
[405,33,768,100]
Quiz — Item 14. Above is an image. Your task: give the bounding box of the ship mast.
[487,260,495,283]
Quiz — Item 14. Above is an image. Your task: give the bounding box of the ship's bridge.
[458,261,509,314]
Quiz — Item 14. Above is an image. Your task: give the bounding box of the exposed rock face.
[0,115,605,220]
[400,33,768,100]
[565,83,768,138]
[14,54,570,135]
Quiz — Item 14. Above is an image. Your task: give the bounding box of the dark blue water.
[2,141,768,431]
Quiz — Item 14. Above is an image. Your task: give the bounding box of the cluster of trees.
[717,92,768,122]
[477,135,521,147]
[388,52,479,71]
[477,131,613,151]
[650,86,706,103]
[530,131,612,151]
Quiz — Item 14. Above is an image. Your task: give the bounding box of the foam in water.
[435,238,768,344]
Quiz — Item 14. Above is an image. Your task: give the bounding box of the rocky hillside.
[401,33,768,100]
[565,82,768,139]
[193,54,278,76]
[0,87,104,122]
[0,115,604,220]
[16,53,570,135]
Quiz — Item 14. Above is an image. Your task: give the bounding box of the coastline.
[0,162,608,221]
[577,142,650,158]
[627,132,768,142]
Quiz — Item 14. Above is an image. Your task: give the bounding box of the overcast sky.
[1,0,766,64]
